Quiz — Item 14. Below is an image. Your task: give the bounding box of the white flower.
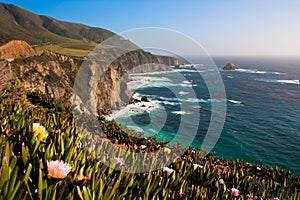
[47,160,72,179]
[163,167,174,176]
[193,164,203,170]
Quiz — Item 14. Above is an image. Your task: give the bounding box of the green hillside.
[0,2,119,56]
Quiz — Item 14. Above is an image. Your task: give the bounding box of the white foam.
[234,68,284,75]
[180,80,197,87]
[256,79,300,85]
[161,101,181,106]
[228,99,242,104]
[178,91,189,95]
[128,75,175,90]
[171,111,193,115]
[277,80,300,85]
[107,98,162,120]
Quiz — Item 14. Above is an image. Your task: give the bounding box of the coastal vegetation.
[0,80,299,199]
[0,2,299,199]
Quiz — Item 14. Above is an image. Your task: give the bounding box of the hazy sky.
[3,0,300,56]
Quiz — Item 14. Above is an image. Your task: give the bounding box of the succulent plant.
[0,80,299,199]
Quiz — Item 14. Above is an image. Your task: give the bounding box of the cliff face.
[1,50,81,106]
[1,42,181,114]
[94,50,181,113]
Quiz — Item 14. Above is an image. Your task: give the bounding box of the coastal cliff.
[0,40,180,114]
[0,3,181,114]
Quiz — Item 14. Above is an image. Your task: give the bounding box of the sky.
[2,0,300,56]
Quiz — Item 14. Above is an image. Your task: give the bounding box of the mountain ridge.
[0,2,182,113]
[0,2,117,53]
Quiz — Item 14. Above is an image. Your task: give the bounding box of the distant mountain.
[0,2,115,46]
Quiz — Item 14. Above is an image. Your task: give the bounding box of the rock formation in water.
[223,62,237,70]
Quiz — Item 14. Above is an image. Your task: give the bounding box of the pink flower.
[141,145,147,150]
[247,195,258,200]
[218,179,225,185]
[273,198,280,200]
[193,164,203,170]
[47,160,72,179]
[115,157,124,166]
[231,188,240,196]
[163,167,174,176]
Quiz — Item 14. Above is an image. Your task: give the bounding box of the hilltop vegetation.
[0,3,299,199]
[0,3,122,57]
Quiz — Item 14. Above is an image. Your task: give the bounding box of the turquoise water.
[113,56,300,176]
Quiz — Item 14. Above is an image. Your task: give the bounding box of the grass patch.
[35,45,91,57]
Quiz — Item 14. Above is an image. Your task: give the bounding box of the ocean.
[110,56,300,176]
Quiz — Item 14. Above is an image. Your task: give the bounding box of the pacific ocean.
[111,56,300,176]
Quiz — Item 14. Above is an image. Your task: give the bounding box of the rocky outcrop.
[1,42,181,114]
[0,40,36,59]
[1,50,81,106]
[223,62,237,70]
[141,96,150,102]
[87,49,181,114]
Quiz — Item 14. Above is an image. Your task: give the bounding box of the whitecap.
[256,79,300,85]
[161,101,181,106]
[277,80,300,85]
[178,91,189,95]
[107,98,162,120]
[234,68,284,75]
[171,111,193,115]
[228,99,242,104]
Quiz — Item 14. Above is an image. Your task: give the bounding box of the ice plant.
[141,145,147,150]
[75,168,90,182]
[231,188,240,196]
[247,195,258,200]
[47,160,72,179]
[164,147,171,154]
[32,123,48,140]
[115,157,124,166]
[193,164,203,170]
[179,187,184,197]
[163,167,174,176]
[218,179,225,185]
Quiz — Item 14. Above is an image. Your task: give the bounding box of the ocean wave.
[173,69,199,73]
[178,91,189,95]
[234,68,284,75]
[129,75,198,89]
[277,80,300,85]
[128,76,175,89]
[181,80,197,87]
[130,70,173,76]
[228,99,242,104]
[107,99,162,120]
[171,111,193,115]
[186,98,226,103]
[161,101,181,106]
[256,79,300,85]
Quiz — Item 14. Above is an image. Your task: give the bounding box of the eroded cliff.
[1,41,181,114]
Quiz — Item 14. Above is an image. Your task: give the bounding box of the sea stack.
[223,62,237,70]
